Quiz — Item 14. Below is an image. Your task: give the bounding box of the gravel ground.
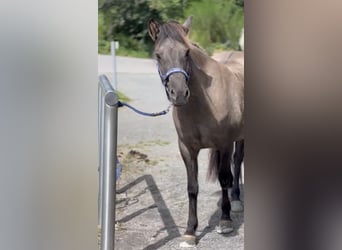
[99,55,244,249]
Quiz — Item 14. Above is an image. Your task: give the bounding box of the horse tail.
[207,149,220,182]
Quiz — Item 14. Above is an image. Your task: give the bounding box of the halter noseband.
[158,65,190,87]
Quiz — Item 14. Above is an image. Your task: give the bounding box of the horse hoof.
[216,220,233,234]
[231,200,244,212]
[180,235,197,248]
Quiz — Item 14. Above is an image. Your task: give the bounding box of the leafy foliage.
[186,0,244,53]
[99,0,243,56]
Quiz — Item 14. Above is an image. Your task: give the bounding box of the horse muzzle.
[167,87,190,106]
[158,66,191,106]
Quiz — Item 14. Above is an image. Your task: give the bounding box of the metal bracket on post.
[98,74,118,250]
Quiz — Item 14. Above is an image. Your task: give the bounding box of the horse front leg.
[178,139,199,247]
[231,140,244,212]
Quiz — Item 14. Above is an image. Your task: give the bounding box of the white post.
[110,41,119,90]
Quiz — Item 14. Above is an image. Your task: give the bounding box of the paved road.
[98,55,244,249]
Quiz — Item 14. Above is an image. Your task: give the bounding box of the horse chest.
[173,109,237,148]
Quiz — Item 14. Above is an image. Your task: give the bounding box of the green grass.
[117,90,130,102]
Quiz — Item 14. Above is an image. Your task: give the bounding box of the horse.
[148,16,244,247]
[212,51,245,213]
[231,139,244,211]
[189,45,245,211]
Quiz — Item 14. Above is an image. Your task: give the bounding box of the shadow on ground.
[117,175,181,249]
[116,174,244,249]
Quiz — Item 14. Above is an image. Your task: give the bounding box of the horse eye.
[155,53,161,60]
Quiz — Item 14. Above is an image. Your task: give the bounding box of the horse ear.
[182,16,192,35]
[148,19,160,42]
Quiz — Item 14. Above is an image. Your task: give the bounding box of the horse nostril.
[185,90,190,98]
[170,89,175,95]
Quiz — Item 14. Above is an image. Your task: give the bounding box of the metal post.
[98,83,104,225]
[98,75,118,250]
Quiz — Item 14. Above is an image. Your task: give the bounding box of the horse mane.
[155,20,225,74]
[155,21,192,48]
[191,42,208,55]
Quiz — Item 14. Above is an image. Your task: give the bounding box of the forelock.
[155,21,191,48]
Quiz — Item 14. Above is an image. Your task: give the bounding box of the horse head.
[148,17,193,106]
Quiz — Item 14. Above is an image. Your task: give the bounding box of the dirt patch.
[117,140,170,177]
[128,150,148,161]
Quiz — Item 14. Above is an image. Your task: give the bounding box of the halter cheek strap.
[158,65,190,87]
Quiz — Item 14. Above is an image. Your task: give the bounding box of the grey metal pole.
[98,84,105,248]
[98,83,103,225]
[97,83,103,225]
[98,74,117,225]
[98,75,118,250]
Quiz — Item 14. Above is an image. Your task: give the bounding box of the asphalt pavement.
[98,54,244,250]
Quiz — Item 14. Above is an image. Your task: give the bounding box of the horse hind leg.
[215,148,234,234]
[231,140,244,212]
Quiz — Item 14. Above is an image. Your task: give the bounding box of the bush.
[98,39,110,54]
[185,0,244,53]
[98,0,244,57]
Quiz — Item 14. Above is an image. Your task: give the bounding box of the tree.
[98,0,244,56]
[185,0,244,53]
[98,0,188,55]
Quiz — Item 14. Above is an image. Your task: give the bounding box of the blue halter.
[158,65,190,87]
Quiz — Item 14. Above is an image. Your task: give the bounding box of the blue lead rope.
[118,101,171,117]
[116,159,122,180]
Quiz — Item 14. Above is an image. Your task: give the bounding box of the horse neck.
[189,45,212,70]
[188,46,222,89]
[187,46,242,112]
